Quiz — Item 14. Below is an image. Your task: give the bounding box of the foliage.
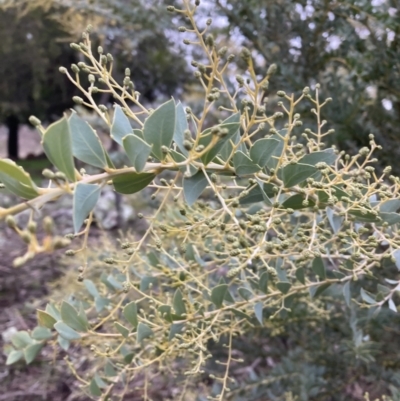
[0,4,78,158]
[0,5,76,119]
[0,0,189,159]
[1,0,190,102]
[1,1,400,399]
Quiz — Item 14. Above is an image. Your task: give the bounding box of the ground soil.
[0,225,85,401]
[0,124,150,399]
[0,193,166,401]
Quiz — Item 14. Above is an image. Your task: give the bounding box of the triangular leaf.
[0,159,40,199]
[239,184,264,205]
[123,301,138,328]
[113,172,155,194]
[224,289,235,303]
[111,105,133,146]
[120,345,134,364]
[89,377,102,397]
[211,284,228,308]
[377,284,391,296]
[24,343,43,364]
[37,310,56,329]
[42,117,76,181]
[238,287,253,301]
[114,322,130,338]
[284,294,295,309]
[199,114,241,165]
[45,303,61,321]
[143,99,175,160]
[83,280,99,298]
[137,322,153,343]
[58,335,70,351]
[379,212,400,226]
[298,149,336,167]
[312,257,326,280]
[309,282,331,298]
[276,282,291,294]
[147,252,161,268]
[219,118,247,162]
[183,170,208,206]
[107,274,123,290]
[360,288,376,305]
[282,194,315,210]
[123,134,152,172]
[275,263,288,282]
[280,163,318,188]
[256,179,272,206]
[348,209,380,223]
[94,373,107,389]
[158,305,173,323]
[326,207,343,234]
[104,361,117,377]
[388,298,397,313]
[31,326,52,341]
[140,276,158,291]
[233,151,261,175]
[11,331,32,349]
[78,303,89,329]
[6,350,24,365]
[169,323,185,341]
[254,302,263,325]
[95,297,110,313]
[173,289,186,316]
[60,301,88,332]
[265,131,285,170]
[232,308,252,321]
[54,322,81,341]
[69,112,107,168]
[250,138,280,167]
[379,199,400,213]
[173,102,189,155]
[73,182,101,233]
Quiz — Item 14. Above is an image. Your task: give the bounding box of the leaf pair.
[233,137,280,176]
[113,100,176,166]
[7,301,89,366]
[6,331,44,365]
[42,113,110,181]
[278,149,337,187]
[54,301,89,341]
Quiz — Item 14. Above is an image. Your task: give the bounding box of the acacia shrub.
[1,1,400,400]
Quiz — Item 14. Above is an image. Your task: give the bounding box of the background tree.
[216,0,400,171]
[0,0,191,159]
[0,6,77,159]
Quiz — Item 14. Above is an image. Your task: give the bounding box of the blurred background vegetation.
[1,0,399,168]
[1,0,400,400]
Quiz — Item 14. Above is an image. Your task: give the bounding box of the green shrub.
[1,1,400,400]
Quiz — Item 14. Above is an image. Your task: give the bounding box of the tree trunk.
[6,115,19,160]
